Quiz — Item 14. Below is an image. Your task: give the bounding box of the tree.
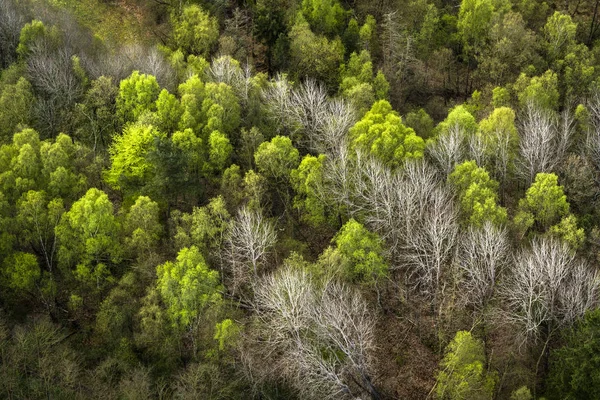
[501,238,599,343]
[254,136,300,183]
[0,77,34,144]
[332,219,388,284]
[75,76,119,154]
[448,161,507,226]
[171,5,219,57]
[514,173,569,233]
[348,100,424,168]
[458,0,496,60]
[156,246,222,329]
[301,0,346,36]
[435,331,496,400]
[223,206,277,292]
[105,124,165,194]
[290,154,329,226]
[515,71,560,110]
[16,190,64,272]
[435,105,478,138]
[55,188,121,289]
[477,107,519,185]
[339,50,389,115]
[457,222,510,313]
[116,71,160,124]
[517,102,572,184]
[547,309,600,400]
[155,88,182,134]
[248,267,378,399]
[288,14,345,89]
[124,196,162,257]
[1,251,40,292]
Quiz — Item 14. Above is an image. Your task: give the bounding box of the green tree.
[436,331,496,400]
[254,136,300,183]
[514,70,560,110]
[288,14,345,88]
[301,0,346,36]
[339,50,389,115]
[435,105,478,137]
[548,214,585,250]
[291,154,329,226]
[348,100,425,167]
[156,246,222,329]
[202,82,241,138]
[16,19,46,59]
[449,161,507,226]
[55,188,121,289]
[333,219,388,284]
[515,173,569,232]
[547,309,600,400]
[124,196,162,257]
[75,76,119,154]
[155,89,183,134]
[172,5,219,57]
[105,124,166,194]
[0,77,34,144]
[1,251,40,292]
[178,74,206,134]
[16,190,64,272]
[116,71,160,124]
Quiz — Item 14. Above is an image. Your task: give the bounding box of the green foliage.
[0,77,34,143]
[548,215,585,250]
[55,188,121,289]
[202,82,241,137]
[291,154,328,226]
[124,196,162,256]
[543,12,577,63]
[288,14,345,88]
[405,108,434,139]
[458,0,495,58]
[16,190,64,270]
[435,105,478,137]
[75,76,119,152]
[16,20,46,59]
[116,72,161,124]
[172,5,219,57]
[156,246,222,329]
[436,331,496,400]
[514,70,560,110]
[2,252,40,291]
[105,124,165,193]
[516,173,569,230]
[155,89,183,134]
[254,136,300,182]
[349,100,425,167]
[449,161,507,226]
[301,0,346,36]
[511,386,532,400]
[333,219,388,284]
[339,50,389,115]
[547,309,600,399]
[214,319,240,351]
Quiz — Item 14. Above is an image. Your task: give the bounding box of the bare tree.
[517,102,573,183]
[246,267,379,400]
[457,222,511,313]
[223,206,277,292]
[0,0,24,68]
[427,123,468,177]
[261,74,295,136]
[501,237,599,344]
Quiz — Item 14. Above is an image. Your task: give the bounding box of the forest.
[2,0,600,398]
